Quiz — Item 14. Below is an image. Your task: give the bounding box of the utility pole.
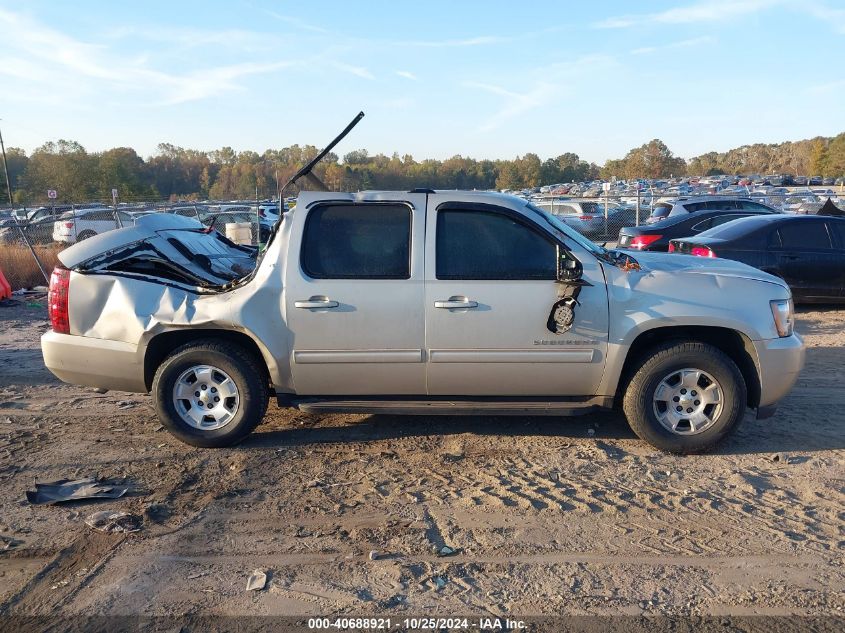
[0,122,14,205]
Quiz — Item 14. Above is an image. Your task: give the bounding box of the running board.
[284,396,613,416]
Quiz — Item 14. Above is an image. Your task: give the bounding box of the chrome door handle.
[295,298,339,309]
[434,297,478,309]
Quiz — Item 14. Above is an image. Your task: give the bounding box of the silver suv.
[41,191,805,454]
[647,196,777,224]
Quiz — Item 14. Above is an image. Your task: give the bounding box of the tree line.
[2,133,843,205]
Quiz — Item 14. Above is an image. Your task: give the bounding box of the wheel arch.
[142,328,272,392]
[614,325,761,409]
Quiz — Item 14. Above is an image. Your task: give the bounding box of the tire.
[77,230,97,241]
[152,340,269,447]
[622,341,746,454]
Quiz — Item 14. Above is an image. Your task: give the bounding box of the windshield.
[526,202,607,256]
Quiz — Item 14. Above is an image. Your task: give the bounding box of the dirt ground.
[0,299,843,627]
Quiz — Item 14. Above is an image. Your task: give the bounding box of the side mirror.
[557,247,583,284]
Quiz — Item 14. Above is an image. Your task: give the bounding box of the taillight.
[64,222,74,228]
[48,266,71,334]
[630,234,662,250]
[691,246,716,258]
[668,242,676,253]
[579,215,592,220]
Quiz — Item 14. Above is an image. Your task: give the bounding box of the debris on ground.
[25,477,130,505]
[432,575,448,590]
[1,534,22,550]
[117,401,136,410]
[368,550,379,561]
[246,569,268,591]
[437,545,457,557]
[84,510,142,534]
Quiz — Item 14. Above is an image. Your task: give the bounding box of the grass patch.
[0,243,64,290]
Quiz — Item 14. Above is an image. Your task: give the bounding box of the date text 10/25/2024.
[307,617,527,630]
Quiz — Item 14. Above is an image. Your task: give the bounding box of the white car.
[52,209,135,244]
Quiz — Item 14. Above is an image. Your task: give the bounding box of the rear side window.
[301,204,411,279]
[737,201,773,211]
[704,200,739,211]
[437,209,556,280]
[650,203,673,220]
[777,221,832,249]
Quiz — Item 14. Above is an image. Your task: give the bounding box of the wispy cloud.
[595,0,781,29]
[464,55,617,132]
[808,78,845,94]
[331,61,375,80]
[0,8,352,106]
[466,81,557,132]
[262,11,330,34]
[397,35,511,48]
[631,35,715,55]
[395,70,418,81]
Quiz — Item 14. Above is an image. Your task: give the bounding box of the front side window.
[301,204,411,279]
[436,209,556,280]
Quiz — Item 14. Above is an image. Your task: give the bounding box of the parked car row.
[0,201,283,246]
[615,195,845,303]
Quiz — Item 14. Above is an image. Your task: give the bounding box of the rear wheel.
[76,230,97,241]
[152,340,269,447]
[622,341,746,454]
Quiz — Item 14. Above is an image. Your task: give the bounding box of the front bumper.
[753,333,805,413]
[41,330,147,393]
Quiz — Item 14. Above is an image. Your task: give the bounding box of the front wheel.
[622,341,747,454]
[152,340,269,447]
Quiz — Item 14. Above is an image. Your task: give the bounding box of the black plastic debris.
[25,477,129,505]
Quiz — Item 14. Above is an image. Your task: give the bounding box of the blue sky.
[1,0,843,163]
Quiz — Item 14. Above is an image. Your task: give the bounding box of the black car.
[618,207,778,252]
[669,215,845,303]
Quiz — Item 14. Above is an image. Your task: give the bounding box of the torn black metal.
[282,111,365,193]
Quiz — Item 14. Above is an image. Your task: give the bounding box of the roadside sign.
[602,182,611,193]
[111,188,118,204]
[47,189,57,199]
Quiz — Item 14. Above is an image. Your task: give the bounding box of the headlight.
[770,299,794,337]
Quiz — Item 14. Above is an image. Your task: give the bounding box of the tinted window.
[685,202,706,212]
[777,221,832,249]
[437,209,556,280]
[704,200,739,211]
[737,201,772,211]
[302,204,411,279]
[650,203,672,220]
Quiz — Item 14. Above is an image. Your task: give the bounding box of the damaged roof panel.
[58,213,257,289]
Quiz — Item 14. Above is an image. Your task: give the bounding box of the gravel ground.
[0,299,843,627]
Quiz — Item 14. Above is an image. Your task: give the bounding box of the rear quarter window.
[777,221,833,249]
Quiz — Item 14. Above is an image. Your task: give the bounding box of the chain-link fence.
[0,199,273,292]
[532,186,845,245]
